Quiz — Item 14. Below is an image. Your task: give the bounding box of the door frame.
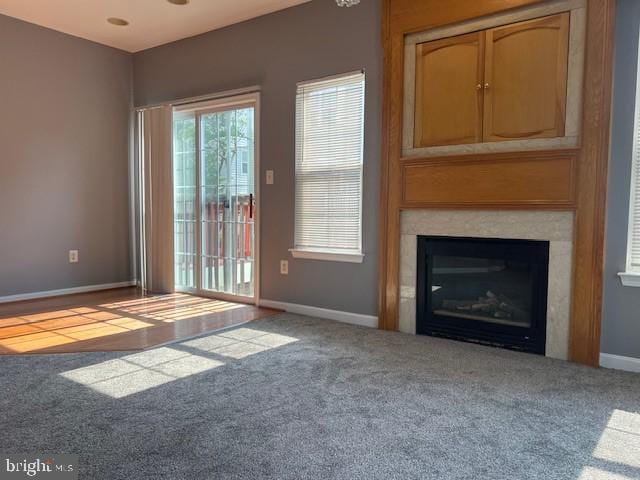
[172,92,261,306]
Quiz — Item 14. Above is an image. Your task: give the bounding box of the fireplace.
[416,236,550,354]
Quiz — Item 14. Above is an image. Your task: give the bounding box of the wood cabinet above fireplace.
[380,0,614,368]
[414,32,485,147]
[413,12,570,149]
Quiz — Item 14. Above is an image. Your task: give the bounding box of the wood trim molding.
[378,0,615,367]
[400,150,577,208]
[390,0,544,35]
[377,0,393,330]
[401,162,576,207]
[568,0,615,366]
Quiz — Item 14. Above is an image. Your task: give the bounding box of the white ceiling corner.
[0,0,311,52]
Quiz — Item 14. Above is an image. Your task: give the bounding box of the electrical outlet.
[69,250,79,263]
[280,260,288,275]
[266,170,274,185]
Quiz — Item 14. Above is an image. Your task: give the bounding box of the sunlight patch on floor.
[0,293,257,353]
[577,467,636,480]
[60,347,224,398]
[593,409,640,469]
[184,328,298,359]
[60,328,298,397]
[0,307,153,353]
[99,294,246,323]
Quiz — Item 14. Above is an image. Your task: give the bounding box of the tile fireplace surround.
[399,210,574,360]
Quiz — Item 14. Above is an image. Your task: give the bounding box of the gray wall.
[0,15,133,296]
[133,0,381,315]
[601,0,640,359]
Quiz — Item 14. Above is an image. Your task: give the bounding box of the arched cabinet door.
[482,13,569,142]
[414,31,485,148]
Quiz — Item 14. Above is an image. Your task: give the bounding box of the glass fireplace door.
[173,95,257,302]
[416,236,549,354]
[429,255,534,328]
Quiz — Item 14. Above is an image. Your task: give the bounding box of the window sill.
[618,271,640,287]
[289,248,364,263]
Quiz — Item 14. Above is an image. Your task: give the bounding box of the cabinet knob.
[476,84,482,90]
[484,83,491,89]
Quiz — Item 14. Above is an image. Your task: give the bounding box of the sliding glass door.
[200,106,256,298]
[173,94,258,302]
[173,113,197,289]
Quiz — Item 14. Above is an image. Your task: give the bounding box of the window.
[240,150,249,174]
[291,71,365,263]
[621,43,640,287]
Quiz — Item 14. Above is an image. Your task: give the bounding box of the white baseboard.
[259,299,378,328]
[600,353,640,373]
[0,280,137,304]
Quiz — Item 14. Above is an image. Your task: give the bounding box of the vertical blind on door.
[294,71,365,255]
[137,106,175,293]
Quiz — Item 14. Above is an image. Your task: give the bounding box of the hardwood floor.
[0,288,281,354]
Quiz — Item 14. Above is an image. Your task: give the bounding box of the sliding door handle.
[249,193,254,219]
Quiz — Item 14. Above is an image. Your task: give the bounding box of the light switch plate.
[69,250,79,263]
[266,170,274,185]
[280,260,288,275]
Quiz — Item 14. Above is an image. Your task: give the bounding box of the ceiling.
[0,0,311,52]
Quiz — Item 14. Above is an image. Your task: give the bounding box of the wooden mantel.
[378,0,615,366]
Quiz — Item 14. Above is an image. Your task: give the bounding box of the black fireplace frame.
[416,236,550,355]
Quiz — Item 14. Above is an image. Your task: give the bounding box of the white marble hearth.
[399,210,574,360]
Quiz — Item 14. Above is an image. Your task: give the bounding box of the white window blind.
[293,71,365,261]
[628,67,640,273]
